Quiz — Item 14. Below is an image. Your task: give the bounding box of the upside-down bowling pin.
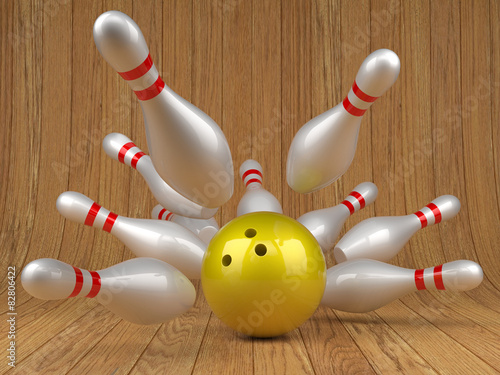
[56,191,205,278]
[334,195,461,263]
[102,133,217,219]
[152,204,219,245]
[237,159,283,216]
[297,182,378,252]
[94,11,234,208]
[21,258,196,324]
[320,259,483,313]
[286,49,400,193]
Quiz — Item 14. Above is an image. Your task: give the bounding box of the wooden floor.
[2,0,500,373]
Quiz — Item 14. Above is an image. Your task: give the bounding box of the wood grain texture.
[1,0,499,373]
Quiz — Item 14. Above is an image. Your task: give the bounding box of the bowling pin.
[334,195,461,263]
[103,133,217,219]
[56,191,205,278]
[237,159,283,216]
[321,259,483,313]
[152,204,219,245]
[286,49,400,193]
[21,258,196,325]
[297,182,378,252]
[94,11,234,208]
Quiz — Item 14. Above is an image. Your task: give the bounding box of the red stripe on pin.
[246,178,262,187]
[349,191,365,209]
[86,271,101,298]
[103,212,118,233]
[165,212,174,221]
[427,203,442,224]
[69,267,84,297]
[85,203,101,226]
[242,169,263,181]
[131,152,145,169]
[415,269,426,290]
[118,54,154,81]
[352,81,378,103]
[134,76,165,101]
[119,142,136,164]
[158,208,167,220]
[415,210,428,228]
[434,265,445,290]
[341,200,355,215]
[342,96,367,117]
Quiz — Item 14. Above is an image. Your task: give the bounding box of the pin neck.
[342,80,379,117]
[340,191,366,215]
[118,142,146,169]
[117,53,165,101]
[241,168,263,187]
[85,203,118,233]
[157,208,174,221]
[412,203,442,228]
[68,267,102,298]
[414,265,445,290]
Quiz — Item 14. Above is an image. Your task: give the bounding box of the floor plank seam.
[125,322,163,375]
[331,309,379,374]
[396,298,500,372]
[64,315,125,375]
[189,311,213,375]
[12,304,103,369]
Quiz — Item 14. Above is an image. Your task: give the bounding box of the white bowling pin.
[102,133,217,219]
[56,191,205,279]
[321,259,483,313]
[297,182,378,252]
[334,195,461,263]
[21,258,196,325]
[94,11,234,208]
[152,204,219,245]
[237,159,283,216]
[286,49,400,193]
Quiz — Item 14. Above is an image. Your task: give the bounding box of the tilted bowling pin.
[334,195,461,263]
[286,49,400,193]
[21,258,196,324]
[56,192,205,278]
[297,182,378,252]
[237,159,283,216]
[94,11,234,208]
[321,259,483,313]
[103,133,217,219]
[152,204,219,245]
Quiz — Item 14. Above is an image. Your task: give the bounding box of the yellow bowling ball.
[201,212,326,338]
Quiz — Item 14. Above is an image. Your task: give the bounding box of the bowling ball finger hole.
[222,254,232,266]
[245,228,257,238]
[255,244,267,256]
